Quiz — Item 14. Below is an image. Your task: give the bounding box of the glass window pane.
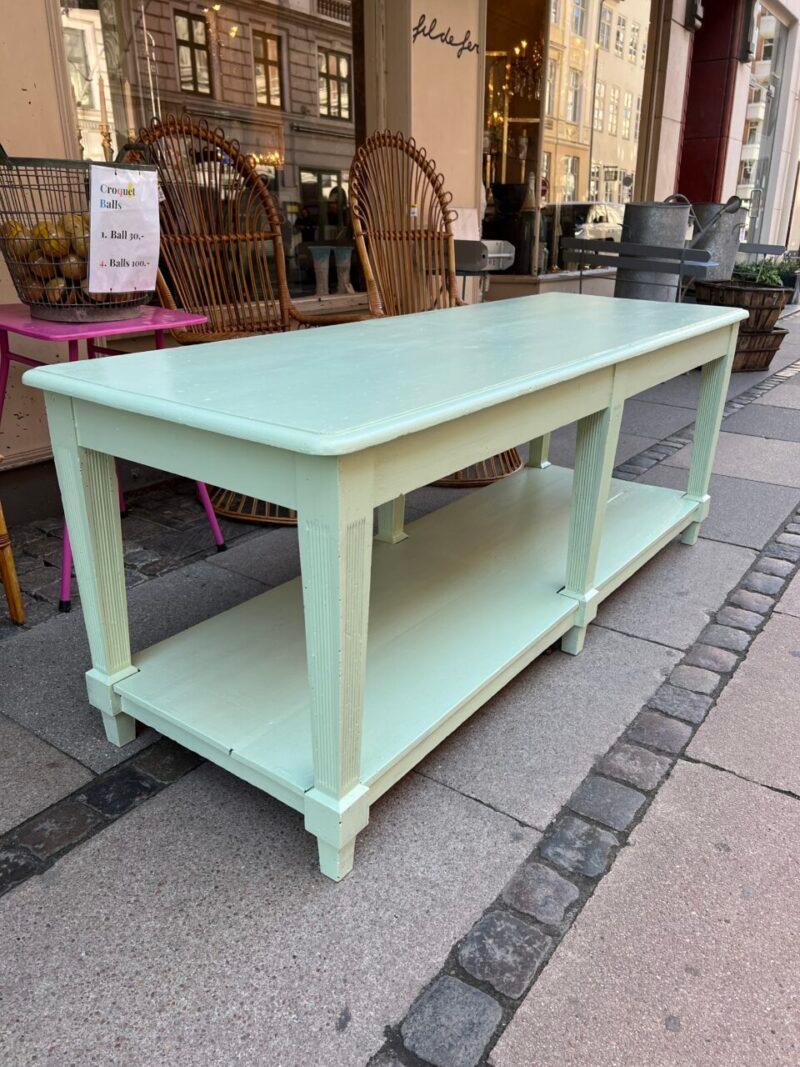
[175,15,190,40]
[339,55,349,78]
[195,50,210,94]
[319,76,328,114]
[255,65,267,105]
[267,37,278,62]
[328,53,338,75]
[253,35,263,59]
[340,82,350,118]
[178,44,194,90]
[329,79,339,114]
[318,51,326,73]
[192,18,206,45]
[269,68,281,107]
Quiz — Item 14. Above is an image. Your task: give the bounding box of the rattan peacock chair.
[349,130,522,486]
[136,113,366,524]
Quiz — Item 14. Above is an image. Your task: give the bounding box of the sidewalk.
[2,313,800,1065]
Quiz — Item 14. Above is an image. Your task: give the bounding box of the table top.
[0,304,207,341]
[23,294,746,456]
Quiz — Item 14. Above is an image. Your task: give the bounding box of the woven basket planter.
[695,280,789,334]
[732,326,788,373]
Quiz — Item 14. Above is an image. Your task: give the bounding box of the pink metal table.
[0,304,225,610]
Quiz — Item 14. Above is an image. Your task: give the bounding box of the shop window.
[567,69,582,123]
[174,11,212,96]
[615,16,626,58]
[608,86,620,135]
[622,91,633,139]
[63,25,93,108]
[571,0,587,37]
[629,24,640,63]
[593,81,605,132]
[299,168,349,242]
[318,49,351,120]
[253,32,283,109]
[598,7,612,51]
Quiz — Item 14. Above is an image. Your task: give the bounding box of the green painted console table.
[25,293,746,880]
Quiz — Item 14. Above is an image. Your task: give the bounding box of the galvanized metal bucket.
[691,201,745,281]
[614,201,691,302]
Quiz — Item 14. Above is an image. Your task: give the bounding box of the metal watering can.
[668,194,746,281]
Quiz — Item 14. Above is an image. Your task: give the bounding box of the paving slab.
[636,366,771,409]
[664,431,800,487]
[548,426,659,468]
[776,571,800,618]
[0,716,92,834]
[722,402,800,442]
[205,524,299,586]
[0,764,537,1066]
[636,465,800,549]
[595,538,755,650]
[0,561,267,773]
[688,612,800,795]
[490,761,800,1067]
[755,375,800,410]
[620,399,695,439]
[420,626,678,830]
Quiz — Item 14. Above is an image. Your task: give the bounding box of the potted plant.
[695,259,789,372]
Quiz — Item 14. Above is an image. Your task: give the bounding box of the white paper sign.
[88,165,160,293]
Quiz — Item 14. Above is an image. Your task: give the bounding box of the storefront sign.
[412,13,480,59]
[88,165,160,293]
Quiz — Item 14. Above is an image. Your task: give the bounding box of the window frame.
[571,0,587,36]
[318,47,352,121]
[598,6,612,51]
[567,68,582,124]
[174,9,212,97]
[614,15,626,58]
[253,30,283,110]
[608,85,620,135]
[622,90,633,139]
[593,80,605,132]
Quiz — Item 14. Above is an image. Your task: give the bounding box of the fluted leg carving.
[560,402,623,655]
[297,455,373,880]
[44,394,136,741]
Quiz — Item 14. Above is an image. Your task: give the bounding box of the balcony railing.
[317,0,351,23]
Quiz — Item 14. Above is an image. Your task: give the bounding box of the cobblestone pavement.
[1,312,800,1065]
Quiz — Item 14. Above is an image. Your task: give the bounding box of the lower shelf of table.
[114,465,698,812]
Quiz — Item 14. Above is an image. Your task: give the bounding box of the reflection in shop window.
[629,24,640,62]
[318,49,351,120]
[253,32,283,109]
[567,69,582,123]
[174,11,212,96]
[622,91,633,139]
[593,81,605,132]
[563,156,579,200]
[545,58,557,116]
[571,0,587,36]
[63,26,93,108]
[608,86,620,135]
[615,16,626,57]
[598,7,612,51]
[635,96,642,140]
[551,0,561,21]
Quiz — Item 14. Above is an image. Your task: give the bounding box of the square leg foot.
[561,625,587,656]
[101,710,137,747]
[317,838,355,881]
[681,521,701,546]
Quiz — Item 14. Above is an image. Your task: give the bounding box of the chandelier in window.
[502,37,544,101]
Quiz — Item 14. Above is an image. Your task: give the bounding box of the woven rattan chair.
[349,130,522,486]
[137,114,365,523]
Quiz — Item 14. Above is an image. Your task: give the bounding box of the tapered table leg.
[376,495,407,543]
[45,393,137,745]
[527,433,551,469]
[297,455,373,880]
[680,336,736,545]
[560,402,623,655]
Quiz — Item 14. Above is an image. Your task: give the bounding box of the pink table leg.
[59,339,82,611]
[154,329,226,551]
[0,330,10,429]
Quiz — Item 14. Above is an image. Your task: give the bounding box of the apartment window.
[739,160,755,185]
[608,86,620,135]
[571,0,587,36]
[63,26,93,108]
[542,151,551,182]
[634,95,642,140]
[629,23,640,62]
[563,156,579,200]
[622,91,633,139]
[589,163,600,201]
[318,48,351,119]
[253,32,282,109]
[551,0,561,21]
[174,11,211,96]
[641,39,647,67]
[598,7,612,50]
[545,58,557,117]
[615,15,626,58]
[593,81,605,132]
[567,69,582,123]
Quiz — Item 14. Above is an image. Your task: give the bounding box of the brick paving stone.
[776,532,800,547]
[457,911,553,999]
[729,588,773,614]
[742,571,785,596]
[0,846,42,894]
[596,743,673,792]
[10,800,104,860]
[627,711,693,754]
[647,683,714,724]
[568,775,646,832]
[670,664,720,695]
[716,606,762,632]
[78,766,160,817]
[401,975,501,1067]
[765,541,800,563]
[502,861,580,926]
[699,624,751,654]
[786,523,800,535]
[755,557,795,578]
[539,815,619,878]
[132,738,203,784]
[684,644,739,675]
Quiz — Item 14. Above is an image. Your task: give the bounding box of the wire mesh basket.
[0,144,155,322]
